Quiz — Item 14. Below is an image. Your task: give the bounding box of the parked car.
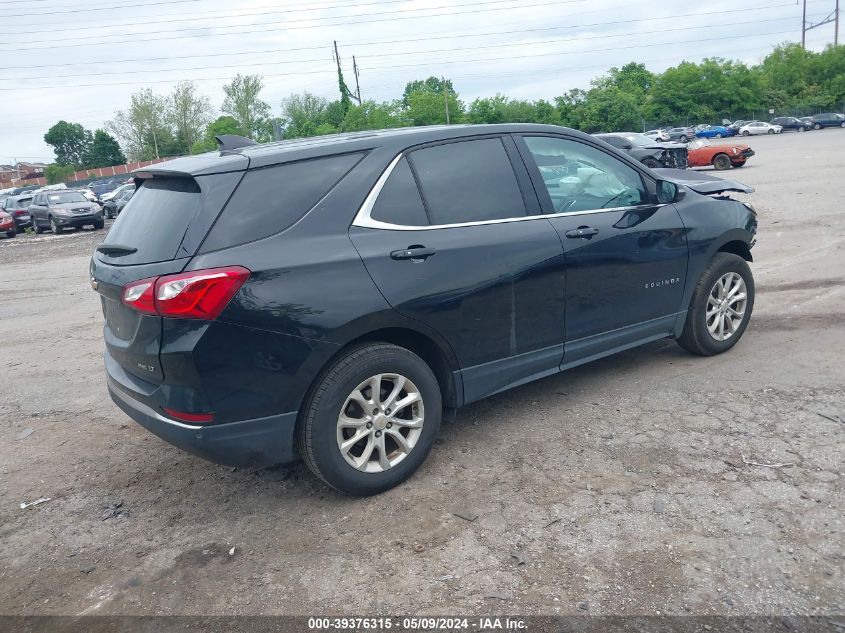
[808,112,845,129]
[1,194,34,231]
[644,129,670,142]
[666,127,695,143]
[695,125,734,139]
[0,210,15,238]
[103,187,135,219]
[687,139,755,170]
[91,125,758,495]
[89,179,121,199]
[799,116,815,129]
[729,120,752,134]
[594,132,688,169]
[739,121,782,136]
[101,183,134,203]
[29,189,104,233]
[75,187,100,203]
[770,116,811,132]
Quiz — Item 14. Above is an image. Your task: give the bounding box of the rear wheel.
[5,230,15,238]
[840,121,845,128]
[712,153,732,170]
[814,123,822,130]
[741,130,750,136]
[715,132,723,138]
[679,135,689,143]
[298,343,442,495]
[50,218,61,234]
[677,253,755,356]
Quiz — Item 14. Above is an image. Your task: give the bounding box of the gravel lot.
[1,131,843,618]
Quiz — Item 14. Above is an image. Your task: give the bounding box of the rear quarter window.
[200,152,365,252]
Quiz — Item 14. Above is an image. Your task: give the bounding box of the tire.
[797,126,805,132]
[6,230,15,238]
[679,135,689,143]
[715,132,722,138]
[741,130,750,136]
[93,220,104,230]
[676,253,755,356]
[50,218,61,234]
[712,153,732,170]
[32,219,43,234]
[298,343,442,496]
[841,121,845,128]
[642,157,661,169]
[814,123,821,130]
[767,129,774,134]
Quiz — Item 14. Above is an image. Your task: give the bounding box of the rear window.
[200,152,365,252]
[102,177,201,264]
[371,157,428,226]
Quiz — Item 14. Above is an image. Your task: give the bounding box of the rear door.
[350,136,567,404]
[514,133,688,366]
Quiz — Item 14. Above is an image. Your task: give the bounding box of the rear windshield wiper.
[96,244,137,256]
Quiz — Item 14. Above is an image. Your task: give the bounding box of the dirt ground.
[1,131,843,618]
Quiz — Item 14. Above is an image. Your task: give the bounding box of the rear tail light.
[162,407,215,424]
[121,266,250,320]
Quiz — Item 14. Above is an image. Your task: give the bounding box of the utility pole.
[802,0,839,48]
[352,55,362,103]
[442,76,450,125]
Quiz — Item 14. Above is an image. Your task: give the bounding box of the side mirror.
[621,143,633,150]
[656,179,685,204]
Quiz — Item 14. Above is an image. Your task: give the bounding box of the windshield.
[620,133,656,146]
[47,191,87,204]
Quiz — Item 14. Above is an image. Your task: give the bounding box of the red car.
[687,139,755,170]
[0,210,16,237]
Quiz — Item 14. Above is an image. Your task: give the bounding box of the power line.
[7,15,809,83]
[3,1,820,65]
[5,0,425,35]
[0,0,588,51]
[0,26,800,91]
[0,0,203,18]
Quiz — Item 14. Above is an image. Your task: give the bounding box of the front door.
[515,134,689,366]
[350,136,567,404]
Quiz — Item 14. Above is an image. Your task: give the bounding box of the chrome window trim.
[351,151,667,231]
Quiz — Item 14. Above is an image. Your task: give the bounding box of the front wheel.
[840,121,845,128]
[715,132,722,138]
[797,126,805,132]
[50,218,61,234]
[676,253,755,356]
[767,129,774,134]
[93,220,104,230]
[741,130,750,136]
[5,230,15,238]
[298,343,442,495]
[679,135,689,143]
[712,154,732,170]
[814,123,821,130]
[32,219,43,234]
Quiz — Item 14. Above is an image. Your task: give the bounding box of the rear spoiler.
[652,167,754,195]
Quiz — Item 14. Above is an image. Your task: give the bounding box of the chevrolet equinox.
[91,125,757,495]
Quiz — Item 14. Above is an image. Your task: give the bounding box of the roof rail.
[215,134,258,152]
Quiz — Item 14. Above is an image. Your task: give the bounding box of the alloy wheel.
[50,219,60,234]
[336,373,424,473]
[706,272,748,341]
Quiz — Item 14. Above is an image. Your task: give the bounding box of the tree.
[107,89,171,160]
[191,115,243,153]
[86,129,126,167]
[402,77,456,106]
[222,74,272,141]
[168,81,213,154]
[405,90,463,126]
[43,121,92,168]
[343,100,409,131]
[281,93,331,138]
[44,164,75,184]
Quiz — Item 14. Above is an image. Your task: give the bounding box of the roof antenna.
[215,135,258,152]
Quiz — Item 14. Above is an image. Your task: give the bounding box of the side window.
[522,136,648,214]
[200,151,365,252]
[408,137,526,225]
[370,157,428,226]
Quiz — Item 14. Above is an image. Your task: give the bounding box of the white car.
[75,188,98,203]
[644,129,670,142]
[739,121,782,136]
[101,183,135,202]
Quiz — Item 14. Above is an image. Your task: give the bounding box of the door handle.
[564,226,600,239]
[390,246,436,260]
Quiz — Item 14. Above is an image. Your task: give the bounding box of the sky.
[0,0,839,164]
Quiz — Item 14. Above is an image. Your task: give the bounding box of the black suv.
[770,116,812,132]
[91,125,757,495]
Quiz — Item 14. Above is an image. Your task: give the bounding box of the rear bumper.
[107,372,298,468]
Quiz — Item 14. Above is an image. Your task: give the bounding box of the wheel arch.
[717,239,753,263]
